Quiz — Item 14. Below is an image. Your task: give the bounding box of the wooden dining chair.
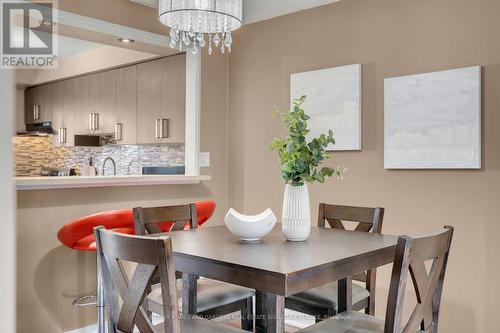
[296,225,454,333]
[133,204,254,331]
[286,204,385,320]
[94,226,246,333]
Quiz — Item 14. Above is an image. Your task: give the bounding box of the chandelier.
[159,0,243,55]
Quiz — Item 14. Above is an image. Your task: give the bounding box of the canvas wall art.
[384,66,481,169]
[290,64,362,151]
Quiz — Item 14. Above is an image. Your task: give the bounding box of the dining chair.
[133,204,254,331]
[297,225,454,333]
[93,226,246,333]
[286,204,385,321]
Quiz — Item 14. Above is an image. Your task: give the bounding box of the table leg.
[182,273,198,318]
[255,291,285,333]
[337,277,353,313]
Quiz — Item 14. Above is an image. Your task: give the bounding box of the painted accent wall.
[228,0,500,332]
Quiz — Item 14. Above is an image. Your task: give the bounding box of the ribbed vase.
[282,184,311,241]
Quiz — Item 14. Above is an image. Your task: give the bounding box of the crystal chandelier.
[159,0,243,55]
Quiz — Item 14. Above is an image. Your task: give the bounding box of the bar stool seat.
[58,209,136,252]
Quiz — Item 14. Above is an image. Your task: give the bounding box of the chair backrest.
[385,226,454,333]
[133,203,198,235]
[94,226,180,333]
[318,203,385,314]
[317,203,384,233]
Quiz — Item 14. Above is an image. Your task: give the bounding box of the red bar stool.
[57,209,135,333]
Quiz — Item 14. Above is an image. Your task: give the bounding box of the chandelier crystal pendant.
[159,0,243,55]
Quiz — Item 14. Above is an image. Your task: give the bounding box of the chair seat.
[148,278,255,314]
[297,311,384,333]
[288,281,370,312]
[154,317,245,333]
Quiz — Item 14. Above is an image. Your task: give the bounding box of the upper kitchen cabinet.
[161,53,186,143]
[137,58,163,144]
[72,75,92,136]
[72,66,137,144]
[90,69,117,135]
[51,80,75,147]
[114,66,138,144]
[137,54,186,144]
[25,84,53,124]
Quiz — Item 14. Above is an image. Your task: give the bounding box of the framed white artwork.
[384,66,481,169]
[290,64,362,151]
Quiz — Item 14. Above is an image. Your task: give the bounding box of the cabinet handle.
[161,119,169,139]
[155,119,161,139]
[33,105,40,121]
[89,113,100,131]
[94,113,99,131]
[115,123,123,141]
[59,127,67,144]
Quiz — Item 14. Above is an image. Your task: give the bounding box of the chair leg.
[240,296,254,332]
[96,250,106,333]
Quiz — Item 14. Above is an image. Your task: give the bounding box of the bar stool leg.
[97,249,106,333]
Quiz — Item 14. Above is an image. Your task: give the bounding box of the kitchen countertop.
[15,174,212,190]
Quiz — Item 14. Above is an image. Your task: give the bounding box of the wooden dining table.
[167,225,399,333]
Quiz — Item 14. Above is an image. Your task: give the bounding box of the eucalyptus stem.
[271,95,345,185]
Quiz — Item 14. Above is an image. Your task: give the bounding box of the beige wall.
[1,70,16,332]
[16,51,229,333]
[228,0,500,332]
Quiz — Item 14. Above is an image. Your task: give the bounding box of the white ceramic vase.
[282,184,311,241]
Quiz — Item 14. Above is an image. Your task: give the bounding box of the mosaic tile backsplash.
[13,136,185,177]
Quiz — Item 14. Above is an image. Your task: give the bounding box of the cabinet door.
[91,70,116,134]
[59,79,76,146]
[25,85,53,123]
[137,59,163,144]
[51,81,64,146]
[161,54,186,143]
[37,84,52,122]
[115,66,137,144]
[72,75,92,135]
[24,87,35,124]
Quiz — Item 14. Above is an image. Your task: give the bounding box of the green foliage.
[271,95,345,186]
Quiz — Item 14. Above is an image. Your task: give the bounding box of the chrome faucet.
[102,157,117,176]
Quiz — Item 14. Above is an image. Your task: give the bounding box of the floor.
[67,309,312,333]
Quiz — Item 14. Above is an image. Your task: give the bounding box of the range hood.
[17,122,54,136]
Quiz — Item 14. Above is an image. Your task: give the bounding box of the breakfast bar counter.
[15,174,212,190]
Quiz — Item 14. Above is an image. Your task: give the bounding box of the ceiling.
[130,0,340,24]
[242,0,340,24]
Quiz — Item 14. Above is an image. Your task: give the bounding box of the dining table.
[166,225,399,333]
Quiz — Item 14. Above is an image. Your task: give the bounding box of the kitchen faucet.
[102,157,117,176]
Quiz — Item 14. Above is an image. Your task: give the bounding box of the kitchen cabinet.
[137,58,163,144]
[51,80,75,147]
[91,69,116,135]
[23,54,185,146]
[137,54,186,144]
[114,66,137,144]
[72,75,92,136]
[162,53,186,143]
[25,84,52,124]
